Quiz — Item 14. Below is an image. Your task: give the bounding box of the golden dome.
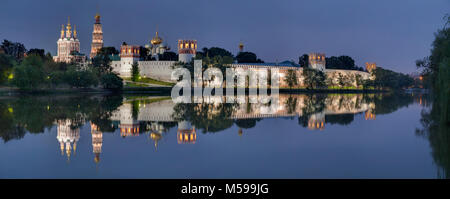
[151,31,163,45]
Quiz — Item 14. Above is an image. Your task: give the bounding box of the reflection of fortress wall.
[324,95,373,115]
[136,99,175,122]
[111,95,373,123]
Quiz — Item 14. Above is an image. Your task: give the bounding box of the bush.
[100,73,123,90]
[64,70,98,88]
[12,55,45,89]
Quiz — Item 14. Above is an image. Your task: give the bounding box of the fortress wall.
[138,61,177,82]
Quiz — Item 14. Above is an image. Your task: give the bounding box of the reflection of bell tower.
[91,123,103,164]
[365,110,376,120]
[177,121,196,144]
[307,112,325,130]
[56,119,80,161]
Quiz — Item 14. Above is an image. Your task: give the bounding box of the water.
[0,93,443,178]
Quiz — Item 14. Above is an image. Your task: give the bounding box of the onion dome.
[151,31,163,45]
[95,13,100,23]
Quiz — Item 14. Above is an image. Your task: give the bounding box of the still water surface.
[0,93,442,178]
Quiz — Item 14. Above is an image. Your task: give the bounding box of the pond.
[0,93,444,178]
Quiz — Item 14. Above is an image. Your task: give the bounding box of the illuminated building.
[365,62,377,72]
[145,31,170,60]
[117,42,140,76]
[308,53,326,72]
[91,123,103,164]
[53,17,86,63]
[178,40,197,63]
[177,121,196,144]
[56,119,80,160]
[89,13,103,59]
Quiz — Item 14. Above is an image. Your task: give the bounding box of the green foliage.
[1,40,26,61]
[298,54,309,67]
[284,69,298,89]
[100,73,123,90]
[64,69,99,88]
[0,54,16,84]
[12,55,46,89]
[91,53,112,75]
[325,55,364,71]
[131,62,140,82]
[302,68,326,89]
[27,48,45,58]
[236,52,264,63]
[371,67,414,90]
[96,47,119,56]
[159,51,178,61]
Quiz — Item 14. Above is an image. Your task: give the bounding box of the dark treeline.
[415,15,450,178]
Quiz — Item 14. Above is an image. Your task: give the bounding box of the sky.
[0,0,448,73]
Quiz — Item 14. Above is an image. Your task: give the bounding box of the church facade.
[53,17,86,63]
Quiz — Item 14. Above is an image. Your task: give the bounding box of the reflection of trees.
[0,95,123,142]
[325,114,354,125]
[416,94,450,178]
[172,102,237,133]
[367,93,414,115]
[298,94,326,127]
[285,96,298,114]
[0,103,26,142]
[235,119,261,129]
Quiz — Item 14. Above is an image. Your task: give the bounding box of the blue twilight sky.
[0,0,448,73]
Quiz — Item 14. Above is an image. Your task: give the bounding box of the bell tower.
[90,13,104,59]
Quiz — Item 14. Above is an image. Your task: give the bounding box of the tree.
[96,47,119,56]
[91,54,112,76]
[139,46,149,60]
[159,51,178,61]
[64,69,98,88]
[355,74,363,88]
[100,73,123,90]
[27,49,45,58]
[325,55,362,71]
[303,68,326,89]
[284,69,298,89]
[0,54,15,84]
[12,55,45,89]
[236,52,264,63]
[131,62,140,82]
[298,54,309,67]
[203,47,234,58]
[1,40,26,61]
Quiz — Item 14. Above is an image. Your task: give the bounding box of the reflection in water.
[416,92,450,178]
[57,119,80,160]
[0,93,437,177]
